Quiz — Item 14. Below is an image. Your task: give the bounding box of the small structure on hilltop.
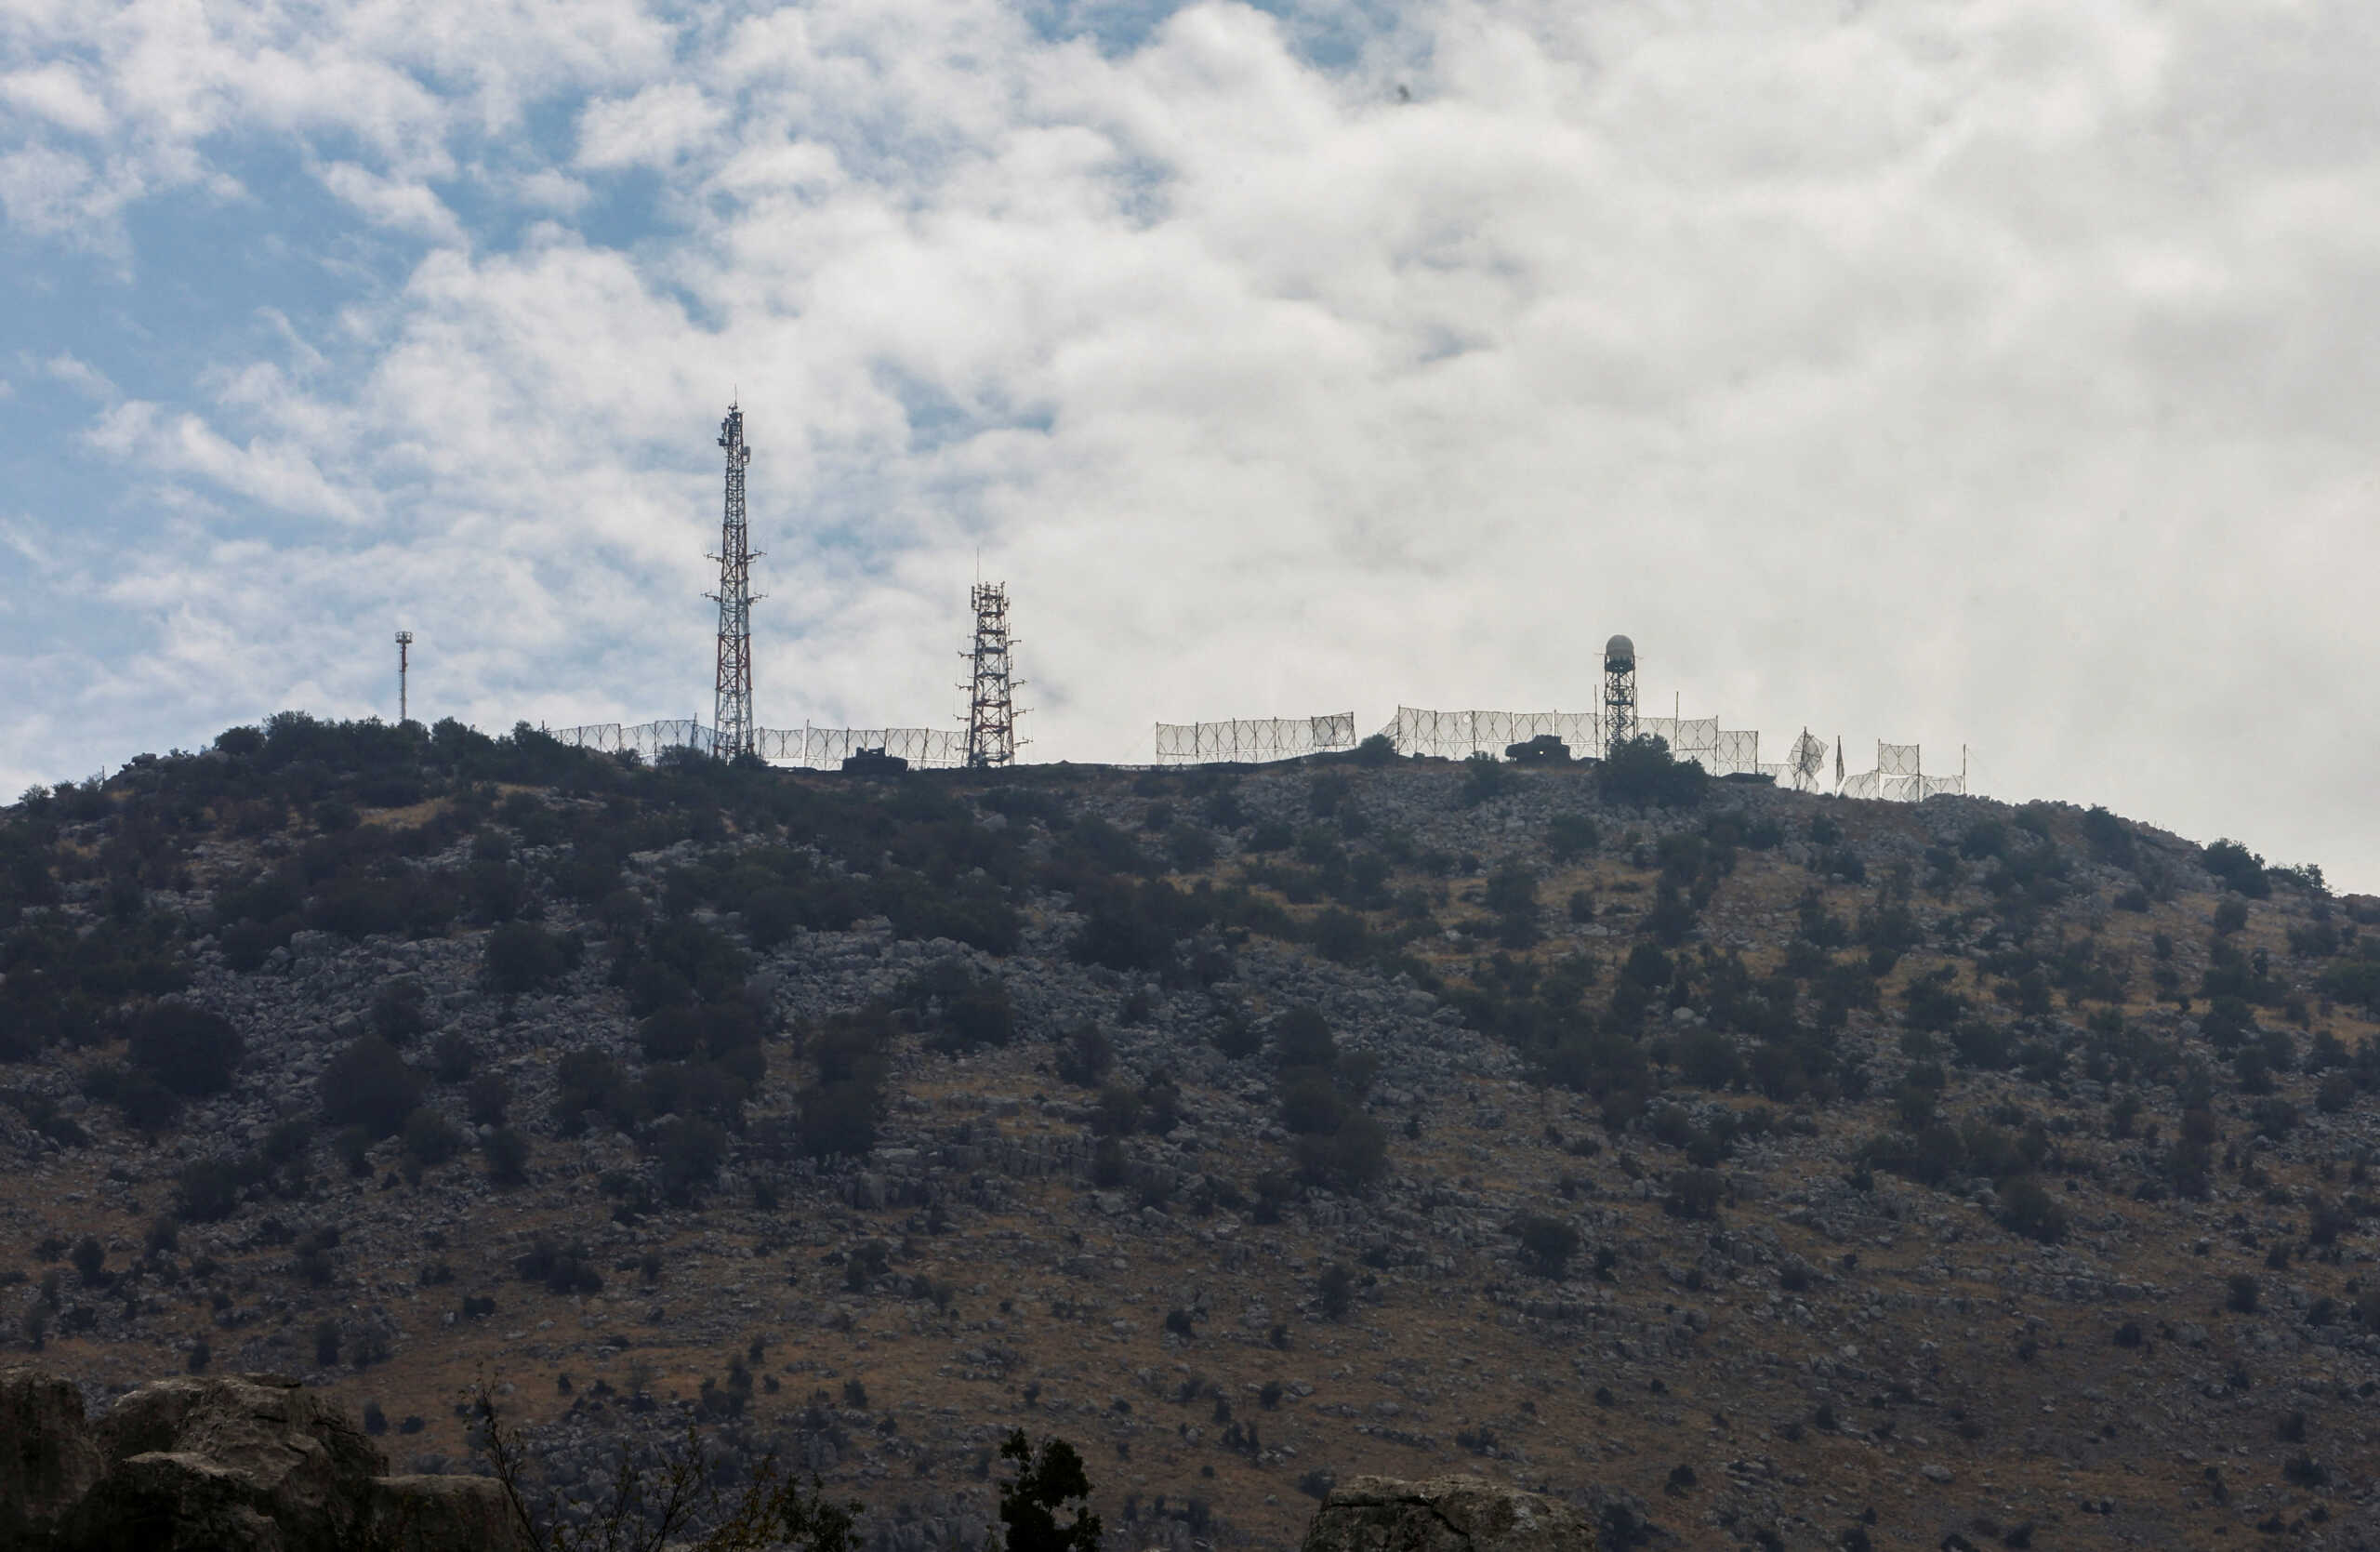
[1504,733,1572,763]
[1602,634,1637,760]
[961,581,1025,768]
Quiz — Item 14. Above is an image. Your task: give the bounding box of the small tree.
[1510,1214,1581,1280]
[128,1003,245,1096]
[998,1430,1102,1552]
[1458,753,1509,807]
[475,1385,857,1552]
[484,922,582,996]
[1599,736,1708,807]
[321,1036,424,1138]
[1317,1263,1355,1320]
[2202,839,2271,897]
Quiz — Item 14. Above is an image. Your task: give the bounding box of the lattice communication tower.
[1602,634,1637,758]
[961,582,1024,767]
[394,630,414,725]
[707,403,760,760]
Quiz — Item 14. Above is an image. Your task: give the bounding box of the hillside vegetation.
[4,714,2379,1550]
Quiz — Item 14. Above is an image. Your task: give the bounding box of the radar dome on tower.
[1604,634,1635,666]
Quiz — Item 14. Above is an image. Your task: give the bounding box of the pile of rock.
[0,1367,524,1552]
[1300,1475,1598,1552]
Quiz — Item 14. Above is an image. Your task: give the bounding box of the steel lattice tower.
[1602,633,1637,758]
[961,581,1024,767]
[707,403,760,760]
[394,630,414,724]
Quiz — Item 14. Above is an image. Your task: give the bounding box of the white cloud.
[44,353,118,400]
[86,400,371,524]
[575,81,729,169]
[318,160,467,245]
[3,62,111,136]
[8,0,2380,891]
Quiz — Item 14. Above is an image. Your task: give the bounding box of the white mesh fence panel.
[1878,742,1922,776]
[1154,713,1356,764]
[1840,770,1883,800]
[553,720,959,766]
[782,727,966,768]
[1714,730,1760,776]
[1674,717,1719,768]
[1757,763,1792,782]
[1382,708,1600,758]
[1919,774,1967,799]
[550,723,623,753]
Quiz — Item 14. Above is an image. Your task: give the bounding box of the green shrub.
[400,1108,463,1168]
[126,1003,245,1096]
[1510,1214,1581,1280]
[1997,1178,2069,1243]
[2203,839,2271,897]
[1310,909,1368,964]
[553,1047,629,1134]
[1457,754,1510,808]
[173,1159,246,1223]
[1547,815,1600,863]
[320,1037,424,1138]
[1317,1264,1354,1320]
[483,922,581,996]
[1600,737,1707,808]
[1663,1169,1725,1220]
[516,1236,603,1294]
[998,1430,1103,1552]
[481,1126,531,1186]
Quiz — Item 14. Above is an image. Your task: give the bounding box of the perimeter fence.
[547,713,1967,798]
[1153,713,1357,764]
[1374,708,1765,775]
[1839,741,1966,801]
[547,720,968,769]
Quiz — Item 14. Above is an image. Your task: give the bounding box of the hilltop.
[3,715,2379,1550]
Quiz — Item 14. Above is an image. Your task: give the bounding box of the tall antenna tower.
[961,581,1024,767]
[707,402,760,760]
[394,631,414,725]
[1602,634,1637,758]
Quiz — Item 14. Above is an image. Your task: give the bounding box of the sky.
[3,0,2376,890]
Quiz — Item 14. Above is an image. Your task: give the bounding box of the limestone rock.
[368,1473,530,1552]
[0,1368,105,1544]
[67,1372,388,1551]
[0,1369,528,1552]
[1301,1475,1597,1552]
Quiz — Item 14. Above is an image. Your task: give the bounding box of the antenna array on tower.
[707,404,760,760]
[961,582,1024,768]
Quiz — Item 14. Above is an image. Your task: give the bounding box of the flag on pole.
[1835,736,1844,785]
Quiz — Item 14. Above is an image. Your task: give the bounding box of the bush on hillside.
[1599,736,1708,807]
[126,1002,245,1096]
[320,1036,425,1138]
[483,922,582,996]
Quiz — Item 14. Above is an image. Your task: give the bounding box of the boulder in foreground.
[1300,1474,1598,1552]
[0,1367,524,1552]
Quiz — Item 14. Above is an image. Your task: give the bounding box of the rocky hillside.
[4,715,2379,1551]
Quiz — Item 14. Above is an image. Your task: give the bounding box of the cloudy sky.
[4,0,2375,887]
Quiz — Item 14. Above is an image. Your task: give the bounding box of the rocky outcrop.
[1,1369,105,1543]
[1300,1475,1597,1552]
[0,1368,527,1552]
